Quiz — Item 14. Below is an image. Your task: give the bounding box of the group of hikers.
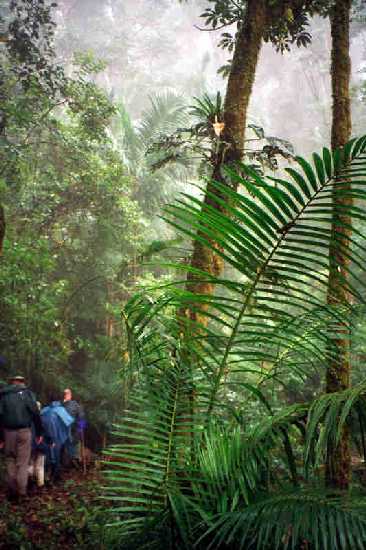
[0,374,86,501]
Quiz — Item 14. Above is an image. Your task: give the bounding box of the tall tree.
[184,0,330,324]
[326,0,352,490]
[0,0,66,251]
[185,0,267,316]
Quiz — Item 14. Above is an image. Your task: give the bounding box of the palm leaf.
[163,135,366,418]
[305,378,366,472]
[103,357,201,539]
[196,490,366,550]
[105,136,366,546]
[138,91,189,148]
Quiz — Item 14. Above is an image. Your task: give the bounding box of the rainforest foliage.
[2,0,366,549]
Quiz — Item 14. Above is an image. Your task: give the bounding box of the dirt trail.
[0,468,105,549]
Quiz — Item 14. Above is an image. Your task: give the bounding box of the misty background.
[54,0,366,157]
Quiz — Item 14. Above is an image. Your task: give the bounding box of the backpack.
[0,385,36,429]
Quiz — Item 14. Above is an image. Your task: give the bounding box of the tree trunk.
[185,0,267,325]
[326,0,352,490]
[0,204,4,254]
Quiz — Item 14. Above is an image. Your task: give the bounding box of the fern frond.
[104,358,201,537]
[192,409,306,512]
[305,378,366,472]
[197,490,366,550]
[164,135,366,416]
[107,136,366,546]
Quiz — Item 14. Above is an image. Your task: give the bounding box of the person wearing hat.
[0,374,43,500]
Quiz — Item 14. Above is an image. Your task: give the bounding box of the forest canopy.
[1,0,366,549]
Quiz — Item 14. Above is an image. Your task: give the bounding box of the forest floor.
[0,462,107,549]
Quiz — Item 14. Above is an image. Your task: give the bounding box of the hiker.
[41,393,74,482]
[62,388,86,465]
[29,441,46,488]
[28,401,47,488]
[0,374,43,500]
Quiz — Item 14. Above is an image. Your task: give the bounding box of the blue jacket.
[41,401,74,447]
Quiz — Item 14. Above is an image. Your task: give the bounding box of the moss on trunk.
[326,0,352,490]
[0,205,4,254]
[185,0,267,325]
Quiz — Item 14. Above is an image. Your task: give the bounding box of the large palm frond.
[192,406,307,513]
[138,91,189,148]
[195,490,366,550]
[164,136,366,417]
[104,294,211,544]
[104,136,366,547]
[104,358,197,541]
[305,378,366,472]
[113,92,192,212]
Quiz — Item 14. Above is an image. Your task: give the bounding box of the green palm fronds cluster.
[104,136,366,549]
[113,92,191,212]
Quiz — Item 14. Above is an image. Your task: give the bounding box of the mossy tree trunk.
[326,0,352,490]
[185,0,267,325]
[178,0,267,455]
[0,205,4,254]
